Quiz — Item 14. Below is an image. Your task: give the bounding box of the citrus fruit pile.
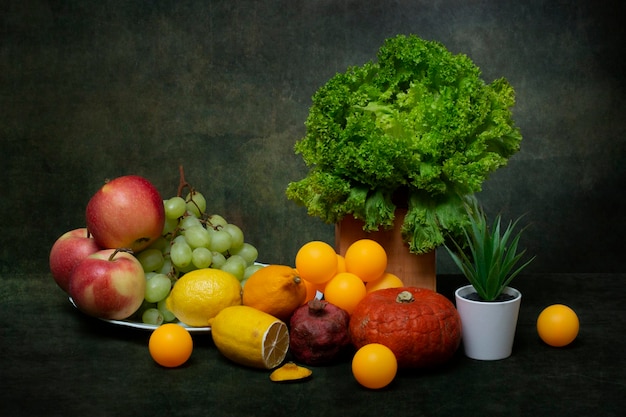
[153,238,404,375]
[158,263,306,370]
[295,239,404,314]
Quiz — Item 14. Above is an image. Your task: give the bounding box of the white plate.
[68,262,268,333]
[105,317,211,333]
[68,297,211,333]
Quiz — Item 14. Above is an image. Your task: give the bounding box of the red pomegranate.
[289,299,352,365]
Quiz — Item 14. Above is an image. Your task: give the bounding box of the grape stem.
[177,165,191,198]
[176,165,204,216]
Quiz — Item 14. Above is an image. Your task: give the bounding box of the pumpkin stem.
[396,290,415,304]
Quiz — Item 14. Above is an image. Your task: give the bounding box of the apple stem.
[109,248,134,261]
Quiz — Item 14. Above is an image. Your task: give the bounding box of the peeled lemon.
[210,305,289,369]
[165,268,242,327]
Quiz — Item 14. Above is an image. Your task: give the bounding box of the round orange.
[352,343,397,389]
[537,304,579,347]
[336,254,347,273]
[323,272,367,314]
[242,264,307,321]
[295,241,338,284]
[302,279,326,304]
[365,272,404,293]
[148,324,193,368]
[344,239,387,282]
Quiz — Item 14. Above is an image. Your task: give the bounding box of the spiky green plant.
[445,202,535,301]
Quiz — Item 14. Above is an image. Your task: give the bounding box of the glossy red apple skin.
[85,175,165,253]
[69,249,146,320]
[49,228,101,293]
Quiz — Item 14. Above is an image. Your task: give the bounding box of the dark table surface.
[1,272,624,417]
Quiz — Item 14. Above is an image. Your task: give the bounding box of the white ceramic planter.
[454,285,522,360]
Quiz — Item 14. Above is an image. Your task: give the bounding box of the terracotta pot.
[334,209,437,290]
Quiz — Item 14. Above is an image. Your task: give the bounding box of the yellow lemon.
[165,268,242,327]
[210,305,289,369]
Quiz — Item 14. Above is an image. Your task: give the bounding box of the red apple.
[69,248,147,320]
[86,175,165,253]
[49,227,101,293]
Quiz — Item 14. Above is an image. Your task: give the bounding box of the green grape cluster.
[133,189,263,325]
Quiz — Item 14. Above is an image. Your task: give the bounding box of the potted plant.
[285,34,524,289]
[445,201,535,360]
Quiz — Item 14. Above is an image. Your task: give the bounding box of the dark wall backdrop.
[1,0,624,275]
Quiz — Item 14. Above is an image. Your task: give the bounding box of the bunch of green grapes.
[133,189,264,325]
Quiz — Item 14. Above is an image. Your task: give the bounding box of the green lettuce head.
[286,34,522,254]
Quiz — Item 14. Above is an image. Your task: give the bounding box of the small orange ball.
[323,272,367,314]
[344,239,387,282]
[302,279,326,304]
[352,343,398,389]
[149,323,193,367]
[295,241,338,284]
[365,272,404,293]
[335,254,347,273]
[537,304,579,347]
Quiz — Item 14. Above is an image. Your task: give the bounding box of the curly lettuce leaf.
[401,192,477,253]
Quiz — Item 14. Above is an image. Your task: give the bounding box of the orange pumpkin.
[349,287,462,368]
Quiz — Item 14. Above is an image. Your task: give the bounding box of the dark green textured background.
[1,0,624,274]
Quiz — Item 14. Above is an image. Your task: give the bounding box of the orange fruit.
[352,343,398,389]
[336,254,347,273]
[302,279,326,304]
[344,239,387,282]
[537,304,579,347]
[210,305,289,369]
[242,264,307,321]
[295,241,338,284]
[148,324,193,368]
[365,272,404,293]
[323,272,367,314]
